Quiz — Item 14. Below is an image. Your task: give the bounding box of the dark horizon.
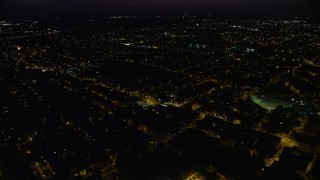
[1,0,320,18]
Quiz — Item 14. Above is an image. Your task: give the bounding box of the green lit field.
[251,96,292,111]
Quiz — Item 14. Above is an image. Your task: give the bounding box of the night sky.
[1,0,319,17]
